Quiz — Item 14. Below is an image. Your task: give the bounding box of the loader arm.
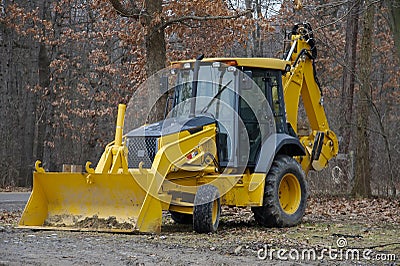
[282,23,338,173]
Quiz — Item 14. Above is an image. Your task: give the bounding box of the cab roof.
[172,57,291,71]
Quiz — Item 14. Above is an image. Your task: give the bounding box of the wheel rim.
[211,199,218,224]
[278,173,301,214]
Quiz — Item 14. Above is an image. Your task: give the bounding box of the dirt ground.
[0,196,399,265]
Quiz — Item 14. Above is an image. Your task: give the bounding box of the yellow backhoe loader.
[19,23,338,233]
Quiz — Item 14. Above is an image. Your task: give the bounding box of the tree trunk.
[245,0,254,57]
[143,0,167,123]
[340,0,361,154]
[385,0,400,57]
[352,1,375,197]
[0,21,12,187]
[0,1,39,187]
[34,42,50,172]
[144,0,166,77]
[253,0,263,57]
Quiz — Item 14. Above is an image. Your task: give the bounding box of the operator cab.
[238,68,288,165]
[169,59,290,169]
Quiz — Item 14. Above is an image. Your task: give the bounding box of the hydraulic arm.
[282,23,338,173]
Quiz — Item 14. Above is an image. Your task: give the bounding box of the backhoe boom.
[282,23,338,173]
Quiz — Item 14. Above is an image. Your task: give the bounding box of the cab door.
[238,69,285,167]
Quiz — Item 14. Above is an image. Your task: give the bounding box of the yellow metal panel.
[19,171,156,233]
[221,173,265,207]
[135,123,218,221]
[301,62,328,131]
[155,124,217,174]
[169,205,193,215]
[19,175,48,226]
[158,130,191,149]
[283,64,303,132]
[249,173,265,191]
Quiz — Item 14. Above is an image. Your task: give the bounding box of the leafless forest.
[0,0,399,197]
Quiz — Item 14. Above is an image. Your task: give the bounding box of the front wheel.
[193,185,221,233]
[252,155,307,227]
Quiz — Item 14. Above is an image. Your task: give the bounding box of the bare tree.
[352,0,375,197]
[108,0,251,121]
[340,0,361,155]
[108,0,251,76]
[385,0,400,57]
[0,0,42,186]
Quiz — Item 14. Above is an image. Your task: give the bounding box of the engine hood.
[125,115,216,138]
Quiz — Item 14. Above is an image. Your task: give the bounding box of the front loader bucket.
[18,170,164,233]
[19,104,167,233]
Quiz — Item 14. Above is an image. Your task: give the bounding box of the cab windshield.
[171,63,236,119]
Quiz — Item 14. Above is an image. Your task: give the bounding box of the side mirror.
[239,70,253,90]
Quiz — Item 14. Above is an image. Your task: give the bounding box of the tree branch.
[108,0,144,19]
[159,9,253,31]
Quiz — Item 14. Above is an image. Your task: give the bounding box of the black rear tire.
[169,211,193,224]
[252,155,307,227]
[193,185,221,233]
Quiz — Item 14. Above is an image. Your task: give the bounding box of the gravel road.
[1,228,274,266]
[0,195,398,266]
[0,192,30,211]
[0,193,278,265]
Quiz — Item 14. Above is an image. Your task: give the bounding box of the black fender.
[254,133,305,173]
